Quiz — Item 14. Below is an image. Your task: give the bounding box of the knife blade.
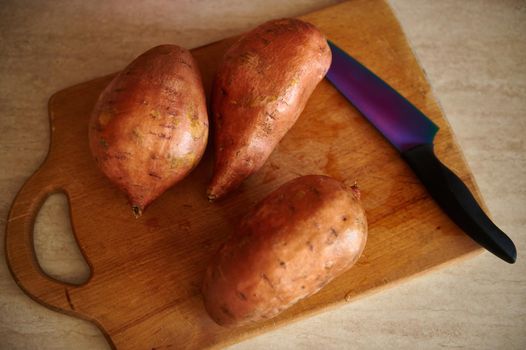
[326,40,516,263]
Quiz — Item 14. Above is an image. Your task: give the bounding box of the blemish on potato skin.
[169,116,180,127]
[132,128,143,145]
[166,109,178,117]
[99,138,109,149]
[238,291,247,301]
[98,111,113,127]
[148,131,171,140]
[159,123,176,129]
[249,95,278,108]
[148,172,162,179]
[215,113,223,128]
[294,190,306,200]
[261,273,275,289]
[220,305,235,319]
[238,52,257,65]
[265,110,277,120]
[326,227,339,245]
[112,151,130,161]
[306,241,314,251]
[150,110,161,119]
[190,116,204,140]
[310,186,321,197]
[277,97,290,107]
[163,85,178,96]
[261,120,273,135]
[164,93,179,103]
[169,156,185,169]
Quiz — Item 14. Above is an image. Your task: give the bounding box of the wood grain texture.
[4,1,483,349]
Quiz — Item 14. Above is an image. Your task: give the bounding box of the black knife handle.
[402,143,516,263]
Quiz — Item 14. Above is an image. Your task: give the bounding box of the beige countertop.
[1,0,525,349]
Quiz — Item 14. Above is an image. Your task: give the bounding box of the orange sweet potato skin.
[202,175,367,327]
[208,19,332,200]
[89,45,208,215]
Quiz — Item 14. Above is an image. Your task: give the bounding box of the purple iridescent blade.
[326,41,439,152]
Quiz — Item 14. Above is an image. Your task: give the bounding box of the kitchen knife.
[326,40,516,263]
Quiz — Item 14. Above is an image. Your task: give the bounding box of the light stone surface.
[1,0,525,349]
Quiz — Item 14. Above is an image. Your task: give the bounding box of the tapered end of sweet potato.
[207,192,218,202]
[207,167,248,202]
[131,205,143,218]
[206,184,224,202]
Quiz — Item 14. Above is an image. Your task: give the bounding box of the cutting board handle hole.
[34,192,91,285]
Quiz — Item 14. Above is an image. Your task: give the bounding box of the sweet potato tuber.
[207,19,332,200]
[202,175,367,327]
[89,45,208,216]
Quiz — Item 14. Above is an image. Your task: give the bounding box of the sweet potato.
[202,175,367,327]
[89,45,209,216]
[207,19,332,200]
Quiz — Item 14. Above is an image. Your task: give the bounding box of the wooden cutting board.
[5,0,483,348]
